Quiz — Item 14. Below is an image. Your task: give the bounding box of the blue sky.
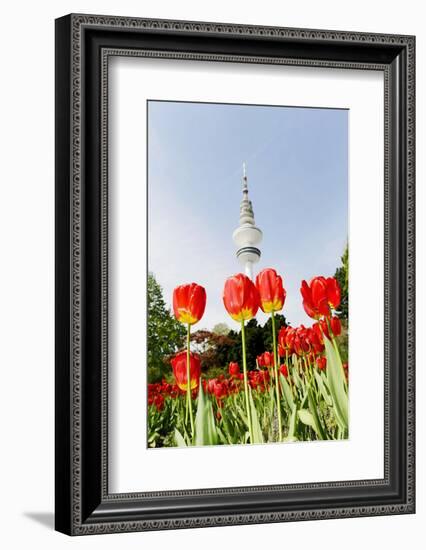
[148,101,348,330]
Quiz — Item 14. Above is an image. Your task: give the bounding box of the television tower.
[232,164,263,280]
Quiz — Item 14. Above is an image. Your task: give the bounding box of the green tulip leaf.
[313,368,333,407]
[298,409,315,428]
[292,358,303,390]
[286,403,298,440]
[324,337,349,432]
[216,426,229,445]
[195,384,218,446]
[280,373,295,411]
[307,386,327,440]
[248,387,264,444]
[174,429,187,447]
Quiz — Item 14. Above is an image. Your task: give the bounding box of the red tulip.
[279,364,289,378]
[259,370,270,384]
[257,351,274,368]
[170,351,201,391]
[206,378,216,394]
[213,381,227,400]
[292,326,311,356]
[206,378,230,400]
[257,370,270,389]
[330,316,342,337]
[314,316,342,340]
[278,326,295,354]
[153,394,165,410]
[223,273,259,322]
[292,333,304,356]
[173,283,206,325]
[255,268,286,313]
[316,356,327,370]
[300,276,341,319]
[278,326,289,347]
[228,362,240,377]
[248,369,270,390]
[312,322,323,342]
[310,327,325,354]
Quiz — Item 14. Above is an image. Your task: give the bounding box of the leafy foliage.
[334,244,349,361]
[188,316,287,378]
[190,329,236,374]
[212,323,231,335]
[334,244,349,320]
[225,315,288,369]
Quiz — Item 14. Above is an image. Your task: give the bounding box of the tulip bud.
[300,276,341,319]
[279,364,289,378]
[330,316,342,336]
[228,361,240,377]
[316,356,327,370]
[257,351,274,368]
[255,268,286,313]
[223,273,259,322]
[170,351,201,391]
[173,283,206,325]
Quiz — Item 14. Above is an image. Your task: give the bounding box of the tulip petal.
[326,277,341,309]
[256,268,285,313]
[223,273,259,322]
[173,283,206,325]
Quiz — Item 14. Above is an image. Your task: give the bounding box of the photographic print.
[147,100,349,448]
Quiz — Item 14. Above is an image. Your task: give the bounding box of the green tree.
[261,313,288,351]
[191,329,236,377]
[212,322,230,336]
[334,244,349,362]
[147,272,185,382]
[220,315,288,371]
[334,244,349,320]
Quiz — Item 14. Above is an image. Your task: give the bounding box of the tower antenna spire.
[232,163,263,279]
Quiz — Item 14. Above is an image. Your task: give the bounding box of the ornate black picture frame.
[55,14,415,535]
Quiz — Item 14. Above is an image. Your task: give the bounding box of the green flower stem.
[303,355,312,385]
[303,356,316,397]
[241,319,254,443]
[288,351,298,397]
[309,356,319,397]
[302,355,308,382]
[296,354,302,375]
[285,350,291,386]
[271,312,283,441]
[286,350,296,396]
[186,324,195,439]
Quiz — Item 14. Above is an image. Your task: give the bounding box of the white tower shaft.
[245,261,254,280]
